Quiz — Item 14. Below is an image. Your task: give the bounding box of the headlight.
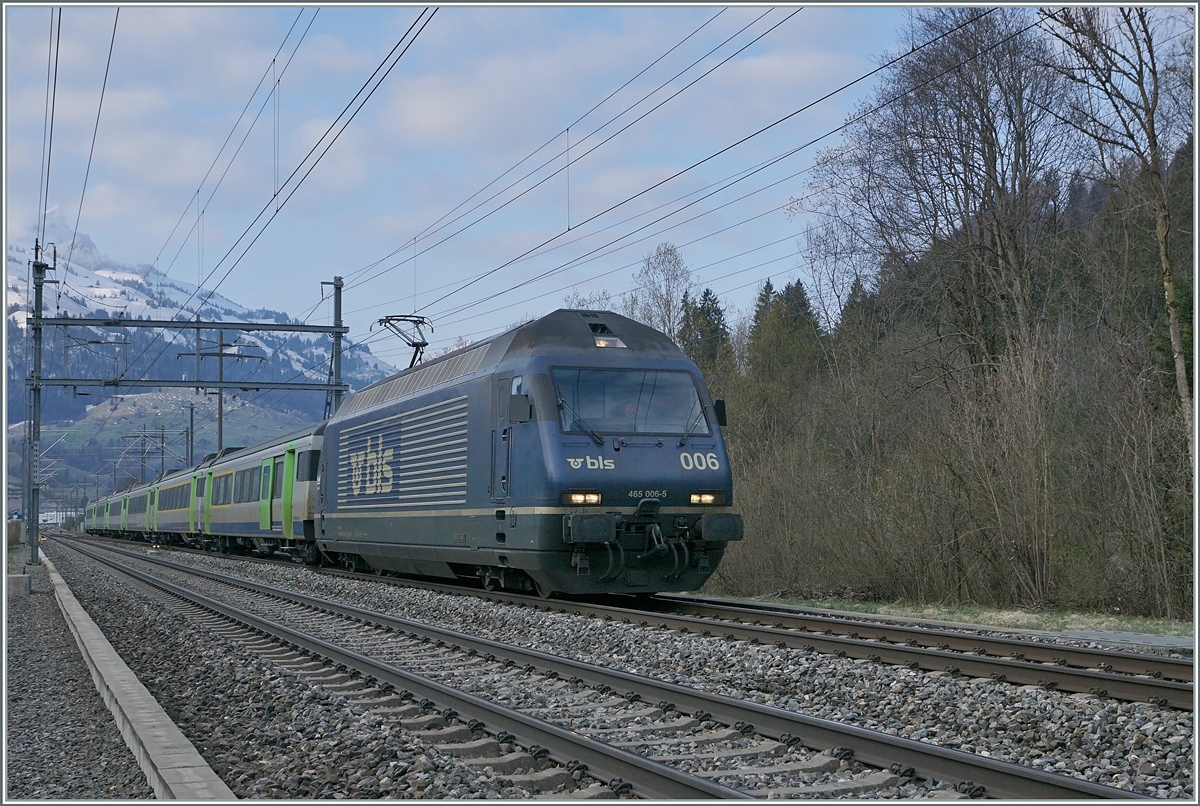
[690,492,725,505]
[563,491,602,505]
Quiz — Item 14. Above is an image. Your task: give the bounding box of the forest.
[578,8,1194,618]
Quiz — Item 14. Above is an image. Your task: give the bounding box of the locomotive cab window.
[551,368,710,437]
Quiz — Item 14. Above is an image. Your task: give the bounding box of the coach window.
[295,450,319,481]
[273,458,285,498]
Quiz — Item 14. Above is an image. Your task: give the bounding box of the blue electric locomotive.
[318,309,742,596]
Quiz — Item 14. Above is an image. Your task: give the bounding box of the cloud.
[6,6,906,341]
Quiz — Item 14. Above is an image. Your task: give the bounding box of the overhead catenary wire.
[87,9,439,454]
[424,154,824,324]
[53,9,318,316]
[346,7,798,297]
[413,7,1000,323]
[153,8,320,296]
[89,8,1048,456]
[374,8,1040,356]
[338,7,733,290]
[116,8,437,388]
[223,8,1016,400]
[35,8,56,250]
[87,6,768,441]
[149,8,313,281]
[64,8,119,277]
[39,8,63,248]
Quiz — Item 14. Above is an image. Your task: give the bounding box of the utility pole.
[25,239,55,566]
[178,329,264,453]
[186,402,195,465]
[218,328,224,451]
[125,425,148,482]
[321,276,344,417]
[31,294,347,516]
[123,425,188,479]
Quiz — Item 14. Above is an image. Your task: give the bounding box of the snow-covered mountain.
[6,225,397,425]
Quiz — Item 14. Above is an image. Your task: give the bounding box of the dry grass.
[765,596,1194,638]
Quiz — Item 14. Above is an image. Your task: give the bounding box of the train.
[84,309,743,596]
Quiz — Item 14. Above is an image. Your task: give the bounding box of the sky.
[5,4,908,366]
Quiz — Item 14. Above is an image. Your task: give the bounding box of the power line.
[39,8,63,247]
[154,9,321,296]
[87,7,1031,450]
[346,7,796,297]
[339,8,732,290]
[118,8,436,387]
[64,8,119,276]
[426,156,818,324]
[342,153,781,319]
[149,8,314,278]
[374,8,1023,352]
[415,8,999,321]
[35,8,55,247]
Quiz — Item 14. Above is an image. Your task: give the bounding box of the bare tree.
[798,8,1079,375]
[563,288,615,310]
[627,242,692,343]
[1041,6,1194,466]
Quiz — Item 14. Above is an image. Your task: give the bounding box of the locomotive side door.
[492,376,512,500]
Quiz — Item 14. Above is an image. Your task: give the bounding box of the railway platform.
[4,548,233,800]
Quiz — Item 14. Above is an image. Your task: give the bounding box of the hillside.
[7,225,398,511]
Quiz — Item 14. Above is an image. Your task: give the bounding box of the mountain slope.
[7,225,397,427]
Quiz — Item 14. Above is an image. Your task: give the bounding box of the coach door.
[193,475,205,533]
[492,377,512,500]
[281,449,296,540]
[187,474,196,532]
[259,459,274,530]
[203,470,214,534]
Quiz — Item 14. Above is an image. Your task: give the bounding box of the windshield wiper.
[678,404,708,447]
[557,396,605,445]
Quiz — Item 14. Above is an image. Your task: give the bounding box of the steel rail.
[477,595,1193,710]
[63,540,748,800]
[653,593,1194,683]
[68,535,1193,709]
[72,539,1151,800]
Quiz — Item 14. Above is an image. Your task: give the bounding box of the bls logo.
[349,434,393,495]
[567,456,614,470]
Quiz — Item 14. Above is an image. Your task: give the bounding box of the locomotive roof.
[333,310,683,421]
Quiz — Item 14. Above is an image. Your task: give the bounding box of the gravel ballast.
[4,561,156,799]
[41,545,563,799]
[114,544,1194,799]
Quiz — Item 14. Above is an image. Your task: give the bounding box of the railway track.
[68,533,1194,710]
[58,536,1152,799]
